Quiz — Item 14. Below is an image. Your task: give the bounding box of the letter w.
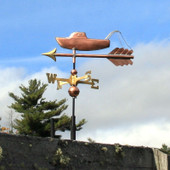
[46,73,57,84]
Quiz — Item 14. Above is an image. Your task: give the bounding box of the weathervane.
[42,30,134,140]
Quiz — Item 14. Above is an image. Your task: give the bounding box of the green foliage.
[114,144,125,158]
[87,137,95,143]
[115,144,122,153]
[160,144,170,155]
[53,148,70,166]
[0,146,3,161]
[9,79,86,137]
[101,146,108,152]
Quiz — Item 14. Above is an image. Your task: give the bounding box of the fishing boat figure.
[56,32,110,51]
[43,30,134,66]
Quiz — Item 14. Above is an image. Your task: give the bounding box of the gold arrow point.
[42,48,57,61]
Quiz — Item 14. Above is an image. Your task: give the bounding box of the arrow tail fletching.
[108,47,134,66]
[108,58,133,66]
[126,50,133,55]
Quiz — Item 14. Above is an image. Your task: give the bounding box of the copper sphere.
[71,69,77,75]
[68,86,80,97]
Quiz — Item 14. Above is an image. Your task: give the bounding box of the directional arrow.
[42,47,134,66]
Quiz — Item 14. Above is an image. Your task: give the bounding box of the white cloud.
[74,40,170,146]
[1,40,170,148]
[77,121,170,148]
[0,66,69,125]
[0,67,26,124]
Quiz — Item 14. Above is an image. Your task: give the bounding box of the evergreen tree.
[160,144,170,155]
[9,79,86,137]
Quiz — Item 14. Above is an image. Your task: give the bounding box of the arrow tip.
[42,48,57,61]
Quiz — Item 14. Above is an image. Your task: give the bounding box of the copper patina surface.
[68,86,80,97]
[56,32,110,51]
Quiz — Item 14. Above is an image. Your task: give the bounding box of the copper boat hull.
[56,32,110,51]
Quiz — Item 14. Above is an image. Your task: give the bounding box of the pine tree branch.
[8,78,86,137]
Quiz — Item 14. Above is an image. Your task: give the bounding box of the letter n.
[46,73,57,84]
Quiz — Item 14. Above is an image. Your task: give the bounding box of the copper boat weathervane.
[42,30,134,140]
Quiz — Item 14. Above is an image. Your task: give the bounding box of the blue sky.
[1,0,170,147]
[0,0,170,72]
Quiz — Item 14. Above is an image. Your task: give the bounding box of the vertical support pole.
[71,48,76,140]
[71,97,76,140]
[50,118,55,138]
[72,48,76,69]
[0,117,1,132]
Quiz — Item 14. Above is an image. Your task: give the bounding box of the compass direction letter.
[46,73,57,84]
[91,79,99,89]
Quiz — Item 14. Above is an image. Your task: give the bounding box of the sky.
[0,0,170,148]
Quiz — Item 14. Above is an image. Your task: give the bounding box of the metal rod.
[72,48,76,69]
[71,97,76,140]
[105,30,121,40]
[50,118,55,138]
[53,53,134,59]
[71,48,76,140]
